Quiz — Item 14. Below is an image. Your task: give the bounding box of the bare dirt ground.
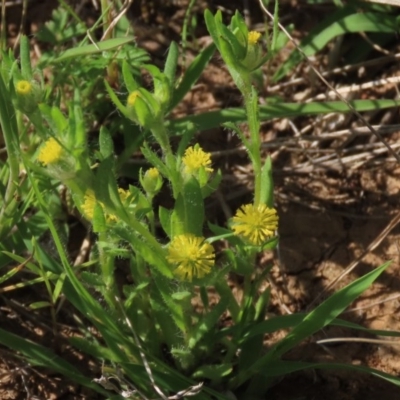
[2,0,400,399]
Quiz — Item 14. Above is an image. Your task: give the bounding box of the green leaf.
[169,99,400,136]
[20,36,33,79]
[159,206,172,238]
[104,79,129,118]
[171,291,191,301]
[189,296,229,350]
[153,273,186,333]
[274,10,397,81]
[204,10,220,48]
[92,202,106,233]
[122,59,140,92]
[260,156,273,207]
[261,235,279,251]
[169,42,215,111]
[99,125,114,159]
[29,301,51,309]
[192,364,233,379]
[202,169,222,198]
[259,360,400,388]
[80,271,105,287]
[171,177,204,237]
[164,41,179,86]
[236,261,390,387]
[0,329,108,394]
[53,37,135,63]
[141,142,169,177]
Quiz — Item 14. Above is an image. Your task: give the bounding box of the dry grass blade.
[258,0,400,163]
[361,0,400,6]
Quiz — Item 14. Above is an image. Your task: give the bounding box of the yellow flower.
[16,80,32,95]
[81,190,97,220]
[182,146,213,175]
[232,203,278,246]
[167,234,215,281]
[248,31,261,45]
[146,167,159,179]
[37,138,63,165]
[127,91,140,106]
[118,188,130,203]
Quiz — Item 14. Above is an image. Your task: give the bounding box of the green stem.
[98,231,117,309]
[241,83,262,205]
[0,74,20,239]
[151,123,180,198]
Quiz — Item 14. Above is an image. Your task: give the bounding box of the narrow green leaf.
[274,11,397,81]
[29,301,51,309]
[104,79,129,118]
[159,206,172,238]
[99,125,114,159]
[0,329,108,394]
[260,360,400,387]
[241,261,390,384]
[260,156,273,207]
[20,36,33,79]
[169,42,215,111]
[169,99,400,136]
[192,364,233,379]
[172,178,204,237]
[53,37,135,63]
[164,41,179,85]
[122,59,140,92]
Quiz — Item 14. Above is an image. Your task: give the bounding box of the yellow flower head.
[248,31,261,46]
[81,190,97,220]
[232,203,278,246]
[182,146,213,175]
[118,188,130,203]
[37,138,63,165]
[146,167,159,179]
[16,80,32,96]
[127,91,140,106]
[167,234,215,281]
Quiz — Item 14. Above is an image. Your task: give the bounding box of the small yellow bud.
[127,91,140,106]
[140,167,162,195]
[16,80,33,96]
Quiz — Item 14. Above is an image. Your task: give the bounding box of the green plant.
[1,2,400,399]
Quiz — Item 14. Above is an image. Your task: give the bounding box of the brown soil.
[2,0,400,399]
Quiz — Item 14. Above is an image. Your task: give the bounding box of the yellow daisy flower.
[182,146,213,175]
[167,234,215,281]
[37,138,63,165]
[16,80,32,96]
[248,31,261,46]
[232,203,278,246]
